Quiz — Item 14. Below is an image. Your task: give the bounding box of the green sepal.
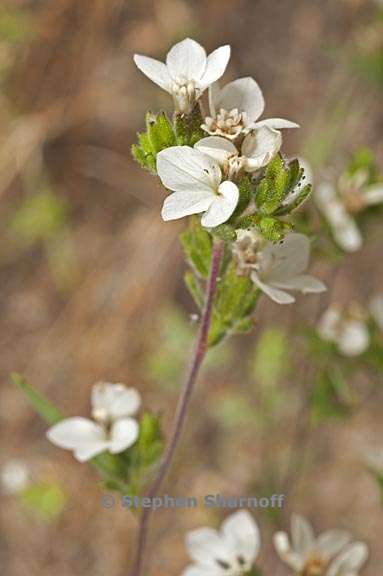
[231,174,252,220]
[275,183,312,216]
[212,223,237,242]
[256,155,289,215]
[258,216,293,241]
[174,104,205,146]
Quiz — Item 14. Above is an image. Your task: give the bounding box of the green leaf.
[184,271,204,310]
[146,111,176,153]
[311,369,353,424]
[209,263,259,346]
[180,217,212,278]
[10,373,63,425]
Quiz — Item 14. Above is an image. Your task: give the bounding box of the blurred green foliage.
[19,482,66,522]
[143,304,233,390]
[8,191,68,245]
[0,8,32,43]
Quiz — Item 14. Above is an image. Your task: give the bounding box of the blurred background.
[0,0,383,575]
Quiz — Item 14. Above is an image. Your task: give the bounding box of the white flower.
[326,543,369,576]
[46,382,141,462]
[315,169,383,253]
[1,459,30,495]
[370,294,383,332]
[273,514,367,576]
[182,510,260,576]
[133,38,230,113]
[202,76,299,140]
[232,231,326,305]
[318,304,370,357]
[195,128,282,176]
[156,146,239,228]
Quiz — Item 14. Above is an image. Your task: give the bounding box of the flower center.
[203,107,247,139]
[172,78,199,113]
[301,555,327,576]
[232,231,267,273]
[342,190,366,214]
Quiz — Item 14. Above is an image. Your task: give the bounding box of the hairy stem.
[130,240,224,576]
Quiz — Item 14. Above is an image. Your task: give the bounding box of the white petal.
[370,294,383,331]
[200,181,239,228]
[213,77,264,123]
[195,136,237,165]
[272,274,326,294]
[251,271,296,305]
[273,532,305,571]
[242,127,281,172]
[318,306,342,342]
[252,117,299,130]
[181,565,221,576]
[364,184,383,206]
[166,38,206,81]
[291,514,315,556]
[315,181,336,205]
[316,530,351,560]
[332,214,363,253]
[265,233,311,282]
[221,511,260,565]
[338,320,370,357]
[91,383,141,421]
[133,55,172,92]
[200,45,231,90]
[327,542,368,576]
[109,418,139,453]
[186,527,229,566]
[157,146,221,193]
[162,190,214,221]
[47,418,107,462]
[208,82,221,116]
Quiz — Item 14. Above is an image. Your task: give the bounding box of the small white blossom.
[315,169,383,253]
[195,128,282,176]
[233,231,326,305]
[273,514,367,576]
[134,38,230,113]
[1,459,30,495]
[202,76,299,140]
[47,382,141,462]
[369,294,383,332]
[156,146,239,228]
[182,510,260,576]
[318,304,370,357]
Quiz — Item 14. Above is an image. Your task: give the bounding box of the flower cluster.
[133,37,325,316]
[181,511,368,576]
[312,156,383,253]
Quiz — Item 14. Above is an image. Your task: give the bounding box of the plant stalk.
[130,239,224,576]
